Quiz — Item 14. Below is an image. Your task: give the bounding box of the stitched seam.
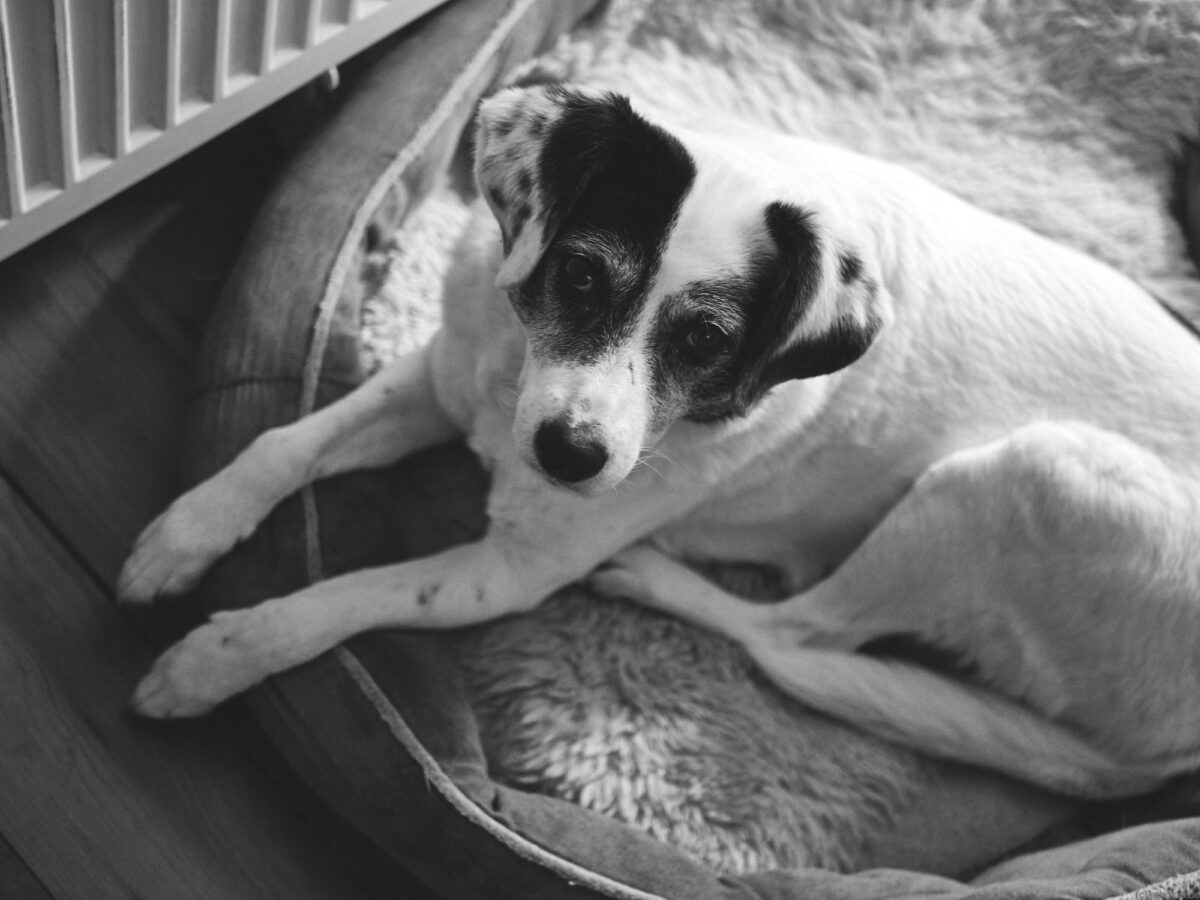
[334,647,671,900]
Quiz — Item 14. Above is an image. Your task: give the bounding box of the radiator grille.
[0,0,444,261]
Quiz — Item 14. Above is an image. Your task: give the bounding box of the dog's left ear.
[735,201,893,409]
[474,85,562,288]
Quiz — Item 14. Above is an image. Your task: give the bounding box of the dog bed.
[177,0,1200,896]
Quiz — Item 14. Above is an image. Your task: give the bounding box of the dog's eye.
[684,320,730,357]
[561,254,596,292]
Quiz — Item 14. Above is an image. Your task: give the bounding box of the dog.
[119,84,1200,800]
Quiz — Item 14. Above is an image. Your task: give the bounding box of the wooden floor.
[0,115,441,899]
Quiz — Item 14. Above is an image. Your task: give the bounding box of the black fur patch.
[647,275,759,424]
[726,202,825,412]
[731,204,883,411]
[838,249,863,283]
[768,300,881,382]
[511,88,696,362]
[753,201,823,338]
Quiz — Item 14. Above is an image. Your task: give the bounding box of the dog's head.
[475,85,890,493]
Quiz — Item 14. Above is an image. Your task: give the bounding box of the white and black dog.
[120,84,1200,799]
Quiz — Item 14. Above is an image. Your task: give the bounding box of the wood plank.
[0,236,190,583]
[0,120,273,580]
[0,473,375,900]
[0,832,52,900]
[0,136,385,893]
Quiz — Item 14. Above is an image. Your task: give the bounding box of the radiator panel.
[0,0,447,261]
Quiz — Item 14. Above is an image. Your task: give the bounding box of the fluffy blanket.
[360,0,1200,877]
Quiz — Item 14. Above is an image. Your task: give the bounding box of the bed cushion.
[174,0,1200,896]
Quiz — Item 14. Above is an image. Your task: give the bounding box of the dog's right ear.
[734,201,893,411]
[473,85,660,290]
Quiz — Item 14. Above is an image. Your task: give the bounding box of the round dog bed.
[177,0,1200,896]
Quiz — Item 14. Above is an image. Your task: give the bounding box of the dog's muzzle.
[533,418,610,484]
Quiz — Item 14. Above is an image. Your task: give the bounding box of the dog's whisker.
[637,445,696,481]
[638,446,675,467]
[633,457,666,480]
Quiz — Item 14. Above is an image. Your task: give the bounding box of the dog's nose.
[534,419,609,483]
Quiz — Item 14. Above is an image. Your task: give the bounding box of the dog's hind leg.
[118,340,459,604]
[596,422,1200,797]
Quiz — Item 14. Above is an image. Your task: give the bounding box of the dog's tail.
[751,645,1200,799]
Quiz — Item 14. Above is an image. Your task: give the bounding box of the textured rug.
[359,0,1200,877]
[1112,869,1200,900]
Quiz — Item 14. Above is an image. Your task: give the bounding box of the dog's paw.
[130,611,266,718]
[117,485,260,605]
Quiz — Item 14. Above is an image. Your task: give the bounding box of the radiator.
[0,0,446,262]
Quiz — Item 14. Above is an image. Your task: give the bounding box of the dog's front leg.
[130,539,538,718]
[131,464,702,718]
[118,341,459,603]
